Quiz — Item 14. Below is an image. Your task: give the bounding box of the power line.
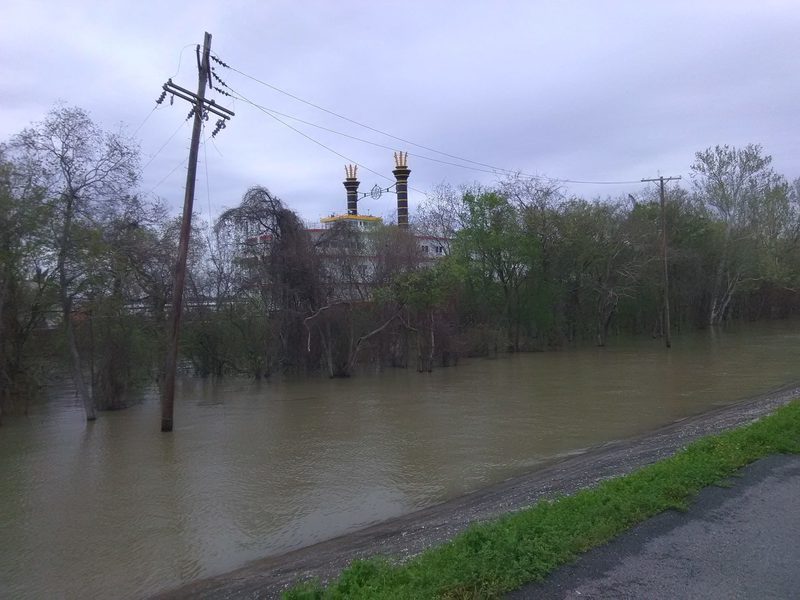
[146,157,188,196]
[213,57,529,176]
[202,125,213,219]
[141,118,190,171]
[172,43,199,79]
[132,104,159,137]
[557,177,645,185]
[223,83,430,193]
[211,55,642,186]
[208,133,225,158]
[214,94,507,177]
[217,97,647,186]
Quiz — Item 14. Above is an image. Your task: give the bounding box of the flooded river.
[1,321,799,598]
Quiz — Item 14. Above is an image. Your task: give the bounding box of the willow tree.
[216,186,320,372]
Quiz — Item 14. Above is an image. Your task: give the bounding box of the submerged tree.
[455,189,537,351]
[0,150,55,421]
[10,105,139,420]
[214,186,320,373]
[691,144,783,324]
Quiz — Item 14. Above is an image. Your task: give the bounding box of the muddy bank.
[155,384,800,600]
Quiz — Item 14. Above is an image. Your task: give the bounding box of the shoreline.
[155,382,800,599]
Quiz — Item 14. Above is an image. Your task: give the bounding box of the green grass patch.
[284,401,800,599]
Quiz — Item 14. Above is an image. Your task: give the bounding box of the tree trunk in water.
[58,195,95,421]
[428,313,435,372]
[416,328,424,372]
[710,274,738,325]
[596,293,617,347]
[709,228,733,325]
[414,322,433,373]
[63,303,95,421]
[324,322,335,378]
[0,277,7,418]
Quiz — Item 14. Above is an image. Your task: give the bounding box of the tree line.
[1,105,798,421]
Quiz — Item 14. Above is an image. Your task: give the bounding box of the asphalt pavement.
[508,454,800,600]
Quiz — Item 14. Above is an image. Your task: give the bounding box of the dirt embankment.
[155,384,800,600]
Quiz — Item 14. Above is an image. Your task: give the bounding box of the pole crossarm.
[641,176,682,183]
[162,79,235,120]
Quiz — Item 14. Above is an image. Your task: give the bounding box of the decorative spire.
[344,165,360,216]
[393,152,411,228]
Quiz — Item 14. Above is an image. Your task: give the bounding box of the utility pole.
[159,32,233,432]
[642,175,681,349]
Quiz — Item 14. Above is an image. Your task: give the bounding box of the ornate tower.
[344,164,360,215]
[393,152,410,228]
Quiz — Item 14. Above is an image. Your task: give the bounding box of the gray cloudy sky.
[2,1,798,224]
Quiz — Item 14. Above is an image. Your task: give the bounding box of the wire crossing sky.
[212,57,643,186]
[1,1,798,222]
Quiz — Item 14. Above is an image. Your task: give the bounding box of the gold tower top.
[393,151,408,168]
[345,164,358,179]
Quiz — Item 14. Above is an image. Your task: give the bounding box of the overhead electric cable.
[202,125,213,219]
[142,119,190,171]
[211,55,642,186]
[147,158,188,196]
[212,57,531,176]
[172,43,199,79]
[556,177,645,185]
[216,96,506,177]
[223,83,430,194]
[132,104,159,137]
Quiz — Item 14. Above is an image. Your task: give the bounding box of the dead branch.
[303,301,351,352]
[346,311,404,374]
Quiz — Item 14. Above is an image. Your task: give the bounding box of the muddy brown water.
[1,321,799,599]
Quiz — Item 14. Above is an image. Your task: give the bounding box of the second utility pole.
[161,32,211,432]
[642,175,681,348]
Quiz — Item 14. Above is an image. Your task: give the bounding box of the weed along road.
[509,454,800,600]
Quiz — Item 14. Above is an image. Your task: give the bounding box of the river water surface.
[1,321,799,598]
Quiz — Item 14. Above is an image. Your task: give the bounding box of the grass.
[284,401,800,599]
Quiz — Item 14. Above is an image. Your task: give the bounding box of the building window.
[435,246,444,255]
[421,245,429,253]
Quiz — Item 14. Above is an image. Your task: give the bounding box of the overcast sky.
[2,1,798,224]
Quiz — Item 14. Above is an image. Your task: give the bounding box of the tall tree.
[10,105,139,420]
[217,186,319,371]
[0,151,54,420]
[691,144,780,324]
[455,189,536,351]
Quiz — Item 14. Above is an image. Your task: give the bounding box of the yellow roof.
[320,214,383,224]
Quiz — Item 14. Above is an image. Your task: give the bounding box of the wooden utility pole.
[642,175,681,349]
[159,32,233,432]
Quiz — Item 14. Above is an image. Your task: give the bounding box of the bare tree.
[413,182,466,255]
[691,144,780,324]
[10,105,139,420]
